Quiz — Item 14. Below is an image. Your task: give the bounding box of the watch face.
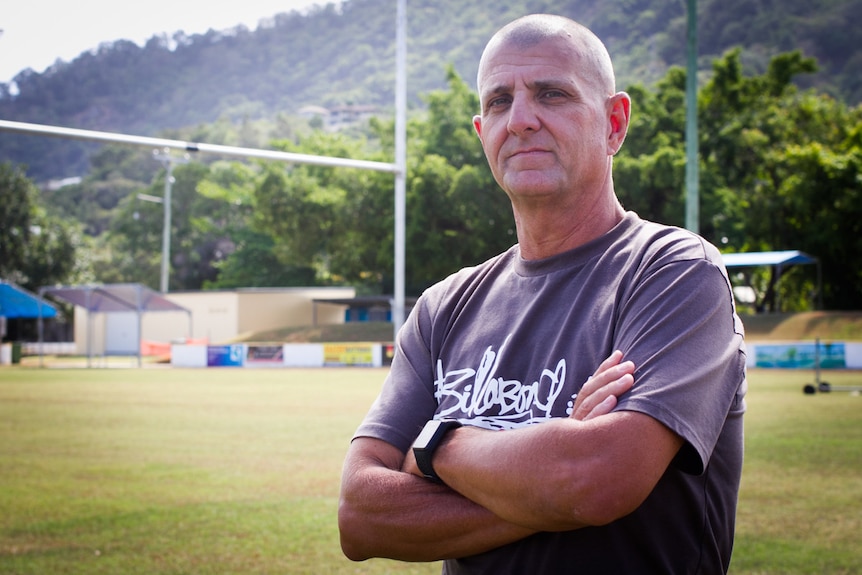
[415,420,444,448]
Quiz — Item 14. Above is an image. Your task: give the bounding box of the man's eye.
[488,96,511,108]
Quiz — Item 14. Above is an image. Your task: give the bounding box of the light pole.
[151,148,189,293]
[685,0,699,234]
[392,0,407,340]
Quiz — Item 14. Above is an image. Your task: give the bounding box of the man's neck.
[514,194,625,260]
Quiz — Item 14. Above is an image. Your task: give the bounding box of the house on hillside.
[298,104,379,131]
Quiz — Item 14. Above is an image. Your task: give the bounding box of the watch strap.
[413,419,462,483]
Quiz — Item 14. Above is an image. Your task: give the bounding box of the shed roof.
[43,283,189,314]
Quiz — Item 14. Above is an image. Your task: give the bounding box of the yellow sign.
[324,343,374,366]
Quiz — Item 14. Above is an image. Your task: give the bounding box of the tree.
[198,160,319,289]
[99,161,234,291]
[403,68,515,291]
[616,49,862,311]
[615,73,688,226]
[698,50,861,310]
[0,163,33,281]
[0,163,84,291]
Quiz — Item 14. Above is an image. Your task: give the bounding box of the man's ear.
[607,92,631,155]
[473,115,483,138]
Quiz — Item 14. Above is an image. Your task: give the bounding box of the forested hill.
[2,0,860,181]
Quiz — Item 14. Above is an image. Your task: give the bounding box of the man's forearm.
[430,419,594,531]
[339,438,535,562]
[431,412,682,531]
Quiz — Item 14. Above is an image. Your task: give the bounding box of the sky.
[0,0,328,84]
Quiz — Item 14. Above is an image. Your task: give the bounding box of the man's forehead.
[478,40,585,92]
[478,30,614,97]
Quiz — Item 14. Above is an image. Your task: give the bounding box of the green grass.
[0,368,437,575]
[0,367,860,574]
[732,370,862,574]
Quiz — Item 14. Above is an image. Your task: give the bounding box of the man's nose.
[507,94,541,134]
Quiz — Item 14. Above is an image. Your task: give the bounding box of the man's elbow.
[547,464,652,528]
[521,476,643,530]
[340,535,371,563]
[571,490,645,527]
[338,503,373,561]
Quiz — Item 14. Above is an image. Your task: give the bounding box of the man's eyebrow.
[530,79,575,92]
[483,83,513,97]
[483,79,574,95]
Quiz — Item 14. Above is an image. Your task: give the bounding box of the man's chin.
[503,174,562,199]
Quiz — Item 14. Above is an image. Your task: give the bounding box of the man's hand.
[570,350,634,421]
[402,444,420,476]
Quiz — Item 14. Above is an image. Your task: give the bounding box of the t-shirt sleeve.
[352,290,440,453]
[613,254,747,475]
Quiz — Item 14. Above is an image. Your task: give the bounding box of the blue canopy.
[0,281,58,318]
[721,250,817,268]
[721,250,822,310]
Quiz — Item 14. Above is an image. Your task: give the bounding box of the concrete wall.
[234,287,353,338]
[163,291,239,344]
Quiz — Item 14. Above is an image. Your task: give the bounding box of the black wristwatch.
[412,419,462,484]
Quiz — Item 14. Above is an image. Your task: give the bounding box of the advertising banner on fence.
[755,342,846,369]
[324,343,375,366]
[207,344,246,367]
[245,345,285,367]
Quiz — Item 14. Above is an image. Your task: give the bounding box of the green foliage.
[617,48,862,312]
[0,163,33,279]
[41,146,154,236]
[196,162,319,289]
[403,70,514,291]
[0,163,84,291]
[96,161,231,291]
[253,132,385,287]
[696,50,862,310]
[616,69,689,225]
[204,230,317,289]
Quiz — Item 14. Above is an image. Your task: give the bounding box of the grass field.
[0,366,860,574]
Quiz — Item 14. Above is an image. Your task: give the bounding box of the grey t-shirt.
[355,212,747,574]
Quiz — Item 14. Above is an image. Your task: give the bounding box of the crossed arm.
[338,351,684,562]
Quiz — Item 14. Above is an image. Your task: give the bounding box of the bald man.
[339,14,746,574]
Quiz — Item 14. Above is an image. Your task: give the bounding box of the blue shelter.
[721,250,821,311]
[0,281,58,319]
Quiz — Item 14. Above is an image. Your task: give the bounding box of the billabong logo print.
[434,335,573,429]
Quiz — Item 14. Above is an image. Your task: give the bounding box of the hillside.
[1,0,860,181]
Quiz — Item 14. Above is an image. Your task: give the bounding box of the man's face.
[473,36,614,208]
